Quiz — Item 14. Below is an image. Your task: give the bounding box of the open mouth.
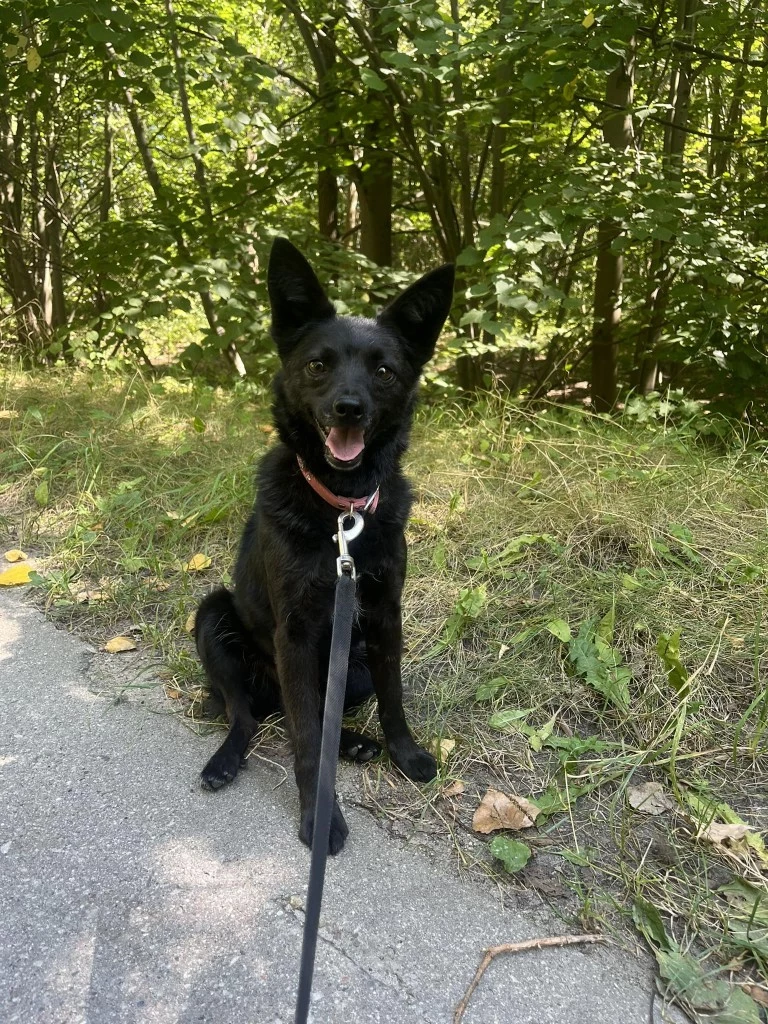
[317,423,365,470]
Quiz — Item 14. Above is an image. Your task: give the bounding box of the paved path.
[0,589,670,1024]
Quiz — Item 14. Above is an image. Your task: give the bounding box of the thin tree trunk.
[357,1,392,263]
[636,0,698,393]
[591,44,635,413]
[0,111,42,352]
[107,39,245,376]
[316,25,340,241]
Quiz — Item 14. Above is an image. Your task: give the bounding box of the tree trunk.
[0,111,42,353]
[636,0,698,393]
[358,0,393,264]
[110,34,246,376]
[591,45,635,413]
[316,24,340,241]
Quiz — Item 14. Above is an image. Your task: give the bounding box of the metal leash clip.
[333,508,364,578]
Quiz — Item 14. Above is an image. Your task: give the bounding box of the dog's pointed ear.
[268,237,335,354]
[377,264,455,369]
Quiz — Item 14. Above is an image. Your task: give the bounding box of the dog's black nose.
[333,396,364,421]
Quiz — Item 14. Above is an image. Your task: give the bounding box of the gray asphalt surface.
[0,588,673,1024]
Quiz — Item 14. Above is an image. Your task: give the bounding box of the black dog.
[196,238,454,854]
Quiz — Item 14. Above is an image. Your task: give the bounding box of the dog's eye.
[376,365,394,382]
[306,360,325,376]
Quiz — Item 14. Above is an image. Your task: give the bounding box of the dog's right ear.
[268,238,335,355]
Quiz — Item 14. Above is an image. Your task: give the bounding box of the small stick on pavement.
[453,933,606,1024]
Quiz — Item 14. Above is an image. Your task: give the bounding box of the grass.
[2,365,767,1019]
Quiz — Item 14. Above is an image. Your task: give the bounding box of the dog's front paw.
[200,746,241,790]
[389,740,438,783]
[299,801,349,856]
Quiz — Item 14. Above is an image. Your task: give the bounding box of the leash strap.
[293,541,358,1023]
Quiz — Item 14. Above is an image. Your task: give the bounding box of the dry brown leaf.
[104,636,137,653]
[149,577,171,592]
[259,424,274,434]
[472,788,540,834]
[443,780,466,798]
[184,553,211,571]
[0,564,33,587]
[75,589,108,604]
[431,737,455,760]
[699,821,752,845]
[185,611,196,633]
[166,689,182,700]
[627,781,676,816]
[4,548,27,562]
[743,985,768,1009]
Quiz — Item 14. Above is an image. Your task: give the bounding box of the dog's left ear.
[377,264,455,369]
[268,237,336,355]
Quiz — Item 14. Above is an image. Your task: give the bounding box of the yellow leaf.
[4,549,27,562]
[582,10,595,28]
[563,76,578,101]
[472,788,541,834]
[184,553,211,571]
[185,611,196,633]
[26,47,41,71]
[0,564,33,586]
[104,636,137,653]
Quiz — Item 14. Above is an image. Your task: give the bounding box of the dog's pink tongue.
[325,427,365,462]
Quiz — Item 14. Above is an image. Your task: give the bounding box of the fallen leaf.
[0,564,33,586]
[744,985,768,1009]
[4,549,27,562]
[699,821,752,845]
[431,737,455,760]
[185,611,196,633]
[442,780,466,798]
[149,577,171,592]
[259,424,274,434]
[473,788,540,834]
[104,636,137,653]
[75,590,108,604]
[184,553,211,571]
[0,409,19,420]
[166,689,182,700]
[497,643,510,660]
[627,781,676,816]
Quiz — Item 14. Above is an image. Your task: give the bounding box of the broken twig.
[453,933,606,1023]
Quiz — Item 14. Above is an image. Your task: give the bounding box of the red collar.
[296,456,379,513]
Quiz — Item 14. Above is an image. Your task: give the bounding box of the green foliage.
[2,0,768,413]
[488,836,531,874]
[567,612,632,712]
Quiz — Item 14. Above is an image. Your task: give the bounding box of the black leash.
[293,510,363,1024]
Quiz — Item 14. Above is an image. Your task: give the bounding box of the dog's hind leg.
[196,587,277,790]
